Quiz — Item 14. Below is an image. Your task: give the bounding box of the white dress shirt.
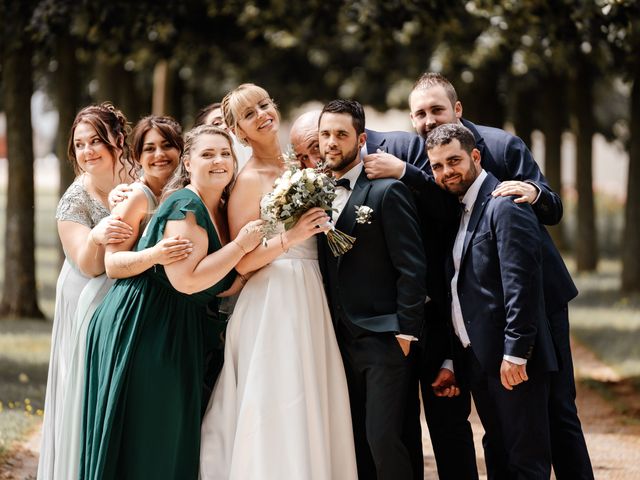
[332,162,363,221]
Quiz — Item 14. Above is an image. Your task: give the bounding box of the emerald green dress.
[80,189,235,480]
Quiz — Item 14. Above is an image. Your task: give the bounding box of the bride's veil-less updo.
[67,102,135,181]
[220,83,280,145]
[160,125,239,209]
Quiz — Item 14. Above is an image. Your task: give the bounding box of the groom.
[317,99,427,480]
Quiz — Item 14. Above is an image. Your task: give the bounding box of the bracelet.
[279,232,289,253]
[233,240,247,255]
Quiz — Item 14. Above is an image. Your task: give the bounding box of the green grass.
[568,258,640,378]
[0,184,57,458]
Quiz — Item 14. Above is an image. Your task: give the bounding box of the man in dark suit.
[364,72,593,480]
[427,122,558,478]
[291,110,474,479]
[317,99,427,480]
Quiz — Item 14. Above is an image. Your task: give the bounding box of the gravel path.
[2,338,639,479]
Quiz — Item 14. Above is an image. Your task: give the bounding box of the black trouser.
[547,306,594,480]
[337,320,413,480]
[403,316,478,480]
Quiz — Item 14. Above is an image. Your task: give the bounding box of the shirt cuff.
[525,181,541,204]
[396,334,418,342]
[399,163,407,179]
[441,359,454,372]
[503,355,527,365]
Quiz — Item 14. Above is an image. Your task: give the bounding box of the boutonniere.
[355,205,373,224]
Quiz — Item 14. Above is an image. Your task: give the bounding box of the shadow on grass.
[572,325,640,377]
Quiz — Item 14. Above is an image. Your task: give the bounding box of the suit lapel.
[335,170,371,268]
[461,175,499,261]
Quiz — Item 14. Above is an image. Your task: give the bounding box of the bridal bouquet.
[261,148,356,256]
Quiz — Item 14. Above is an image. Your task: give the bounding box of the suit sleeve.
[493,199,543,359]
[380,181,428,338]
[502,136,563,226]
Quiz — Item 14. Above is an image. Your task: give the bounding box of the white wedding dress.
[200,230,358,480]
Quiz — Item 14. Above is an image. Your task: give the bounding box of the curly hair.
[66,102,134,180]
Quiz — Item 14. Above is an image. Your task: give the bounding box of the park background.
[0,0,639,478]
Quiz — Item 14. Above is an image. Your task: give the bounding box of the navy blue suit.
[379,120,593,480]
[450,172,557,479]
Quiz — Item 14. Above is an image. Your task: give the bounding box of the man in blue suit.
[427,122,558,478]
[364,73,593,480]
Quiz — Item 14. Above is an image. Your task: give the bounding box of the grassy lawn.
[0,184,57,459]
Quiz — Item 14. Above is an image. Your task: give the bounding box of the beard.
[441,161,478,196]
[323,141,360,173]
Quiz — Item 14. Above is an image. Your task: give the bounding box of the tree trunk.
[572,59,598,272]
[54,33,81,266]
[152,59,177,118]
[513,87,535,149]
[0,9,45,319]
[621,68,640,292]
[459,63,507,128]
[55,33,80,196]
[94,55,120,106]
[541,74,567,250]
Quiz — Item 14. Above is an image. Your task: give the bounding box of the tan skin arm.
[163,212,263,295]
[104,188,193,279]
[58,215,133,277]
[228,170,330,275]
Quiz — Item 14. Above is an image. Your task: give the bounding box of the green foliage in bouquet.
[261,147,355,256]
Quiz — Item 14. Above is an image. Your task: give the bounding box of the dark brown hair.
[193,102,222,128]
[131,115,184,172]
[67,102,134,180]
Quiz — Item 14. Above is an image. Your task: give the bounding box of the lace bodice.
[56,179,110,228]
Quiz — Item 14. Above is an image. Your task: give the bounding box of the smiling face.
[184,133,235,192]
[409,85,462,140]
[428,139,481,197]
[139,128,180,183]
[73,121,118,176]
[318,112,365,176]
[235,97,279,143]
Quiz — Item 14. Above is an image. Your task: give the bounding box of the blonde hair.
[160,125,238,209]
[220,83,279,145]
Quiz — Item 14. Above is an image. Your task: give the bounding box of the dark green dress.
[80,189,235,480]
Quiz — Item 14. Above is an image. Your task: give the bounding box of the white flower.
[355,205,373,224]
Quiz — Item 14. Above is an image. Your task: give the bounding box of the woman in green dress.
[80,125,264,480]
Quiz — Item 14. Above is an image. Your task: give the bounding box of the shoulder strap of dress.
[130,182,159,211]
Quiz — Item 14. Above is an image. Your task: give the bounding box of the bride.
[200,84,358,480]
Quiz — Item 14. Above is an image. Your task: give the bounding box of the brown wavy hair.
[130,115,184,176]
[66,102,134,180]
[160,125,238,210]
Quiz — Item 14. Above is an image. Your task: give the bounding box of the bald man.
[290,110,323,169]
